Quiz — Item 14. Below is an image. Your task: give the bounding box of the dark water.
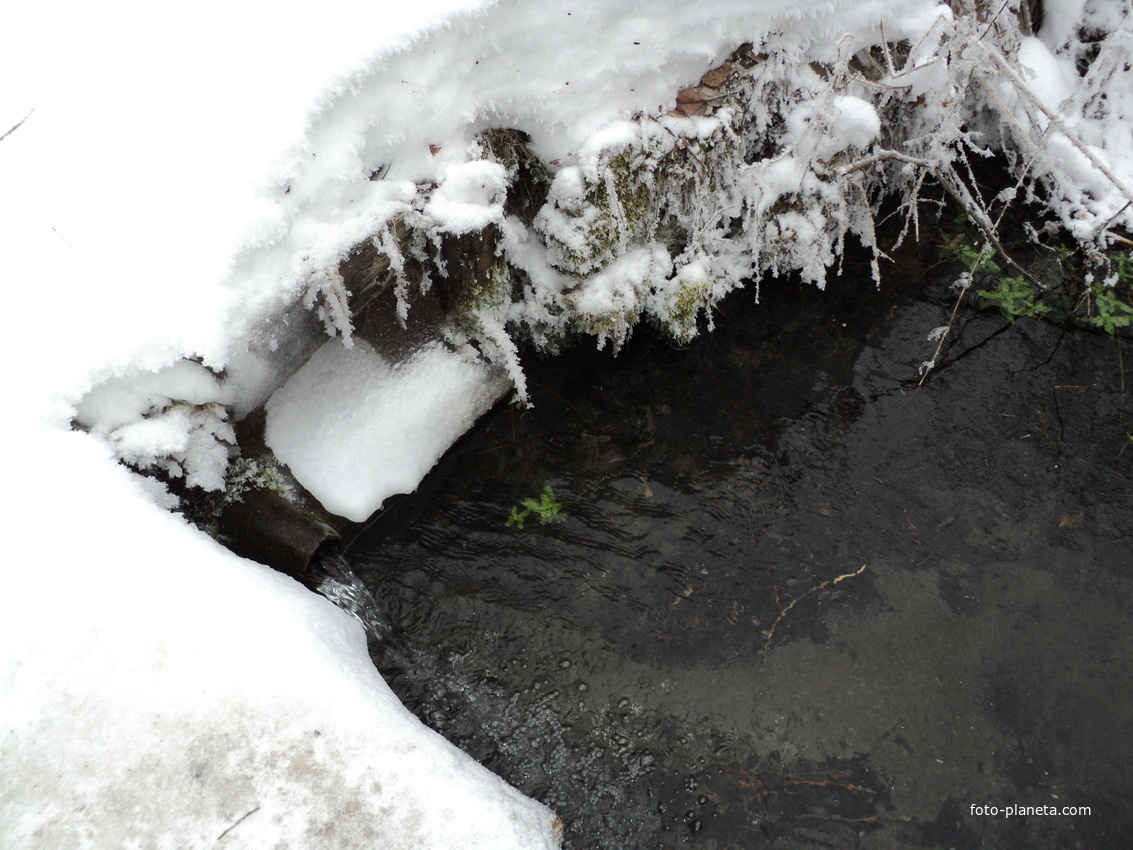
[347,249,1133,848]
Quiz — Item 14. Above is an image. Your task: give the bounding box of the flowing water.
[343,249,1133,848]
[316,553,402,658]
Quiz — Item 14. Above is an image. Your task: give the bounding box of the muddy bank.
[349,243,1133,848]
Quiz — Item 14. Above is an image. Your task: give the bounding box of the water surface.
[350,253,1133,849]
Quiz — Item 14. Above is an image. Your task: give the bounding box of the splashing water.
[316,553,402,659]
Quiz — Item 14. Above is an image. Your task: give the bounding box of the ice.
[265,339,508,522]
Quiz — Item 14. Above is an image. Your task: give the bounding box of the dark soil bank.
[350,247,1133,849]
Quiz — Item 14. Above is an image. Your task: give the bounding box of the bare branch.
[0,109,34,144]
[216,806,261,843]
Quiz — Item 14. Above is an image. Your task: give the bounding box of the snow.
[3,0,1132,846]
[2,2,563,845]
[265,339,508,522]
[0,423,556,848]
[786,95,882,160]
[426,160,510,235]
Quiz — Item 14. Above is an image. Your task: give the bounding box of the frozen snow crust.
[3,0,1133,847]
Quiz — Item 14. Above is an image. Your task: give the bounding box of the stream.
[341,244,1133,848]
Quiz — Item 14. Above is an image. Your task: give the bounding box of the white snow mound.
[265,340,507,522]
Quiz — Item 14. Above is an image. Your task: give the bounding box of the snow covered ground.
[2,0,1131,846]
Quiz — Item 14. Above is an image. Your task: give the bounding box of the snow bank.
[0,421,559,848]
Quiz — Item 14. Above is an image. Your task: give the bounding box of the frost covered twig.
[972,38,1133,207]
[837,150,935,177]
[304,267,354,344]
[917,278,971,386]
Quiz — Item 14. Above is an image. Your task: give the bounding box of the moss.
[544,123,739,278]
[571,307,640,349]
[477,128,550,225]
[539,144,662,274]
[446,255,513,330]
[608,149,655,230]
[478,128,532,177]
[224,456,294,504]
[659,278,711,343]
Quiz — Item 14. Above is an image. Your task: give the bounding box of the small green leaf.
[506,484,566,530]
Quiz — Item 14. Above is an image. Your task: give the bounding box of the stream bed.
[346,247,1133,848]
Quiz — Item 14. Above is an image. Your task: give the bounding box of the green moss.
[544,146,658,274]
[608,149,655,228]
[478,129,537,179]
[660,278,711,343]
[224,456,294,504]
[572,307,639,341]
[444,255,514,341]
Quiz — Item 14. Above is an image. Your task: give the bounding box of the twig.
[798,812,914,824]
[847,73,912,91]
[216,806,261,843]
[934,163,1032,280]
[979,0,1014,41]
[837,149,935,178]
[0,109,34,144]
[917,283,970,387]
[762,564,867,656]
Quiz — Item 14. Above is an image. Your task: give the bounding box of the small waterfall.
[316,552,403,661]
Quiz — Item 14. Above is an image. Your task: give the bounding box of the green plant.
[506,485,567,530]
[944,217,1002,276]
[977,275,1051,323]
[950,239,1002,276]
[1109,251,1133,284]
[1086,283,1133,337]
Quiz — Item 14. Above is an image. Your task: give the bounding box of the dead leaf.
[674,87,710,117]
[700,63,733,88]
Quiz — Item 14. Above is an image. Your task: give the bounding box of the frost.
[442,2,1133,367]
[927,325,950,342]
[74,361,236,493]
[304,266,355,344]
[110,404,235,492]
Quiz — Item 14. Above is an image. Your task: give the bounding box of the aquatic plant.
[505,485,567,530]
